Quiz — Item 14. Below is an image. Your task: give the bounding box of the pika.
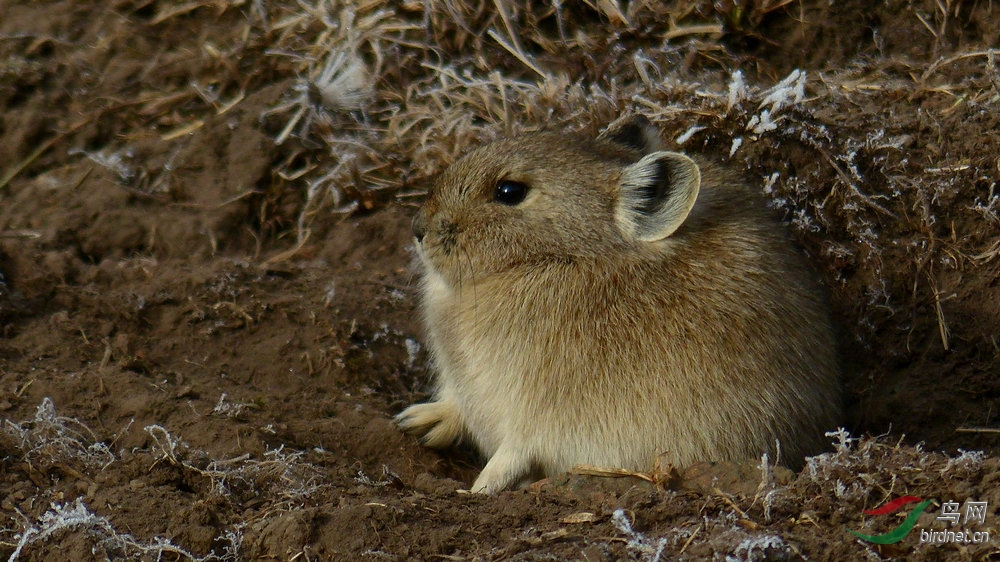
[396,115,840,494]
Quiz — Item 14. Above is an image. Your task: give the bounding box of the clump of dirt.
[1,0,999,559]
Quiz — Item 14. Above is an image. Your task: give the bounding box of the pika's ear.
[597,114,660,154]
[616,151,701,242]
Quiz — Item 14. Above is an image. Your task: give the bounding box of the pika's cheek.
[422,266,453,299]
[417,243,465,292]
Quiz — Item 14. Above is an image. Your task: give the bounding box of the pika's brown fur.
[396,115,840,494]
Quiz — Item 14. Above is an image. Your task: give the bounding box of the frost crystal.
[727,69,748,111]
[727,534,790,562]
[729,137,743,157]
[762,172,780,195]
[675,125,706,145]
[405,338,422,368]
[3,397,115,469]
[68,148,135,182]
[7,498,219,562]
[612,509,667,562]
[758,69,806,113]
[941,449,986,474]
[747,110,778,134]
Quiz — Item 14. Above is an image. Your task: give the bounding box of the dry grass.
[6,498,231,562]
[137,0,991,355]
[144,423,325,503]
[106,1,800,242]
[10,2,994,313]
[1,399,328,561]
[1,397,115,471]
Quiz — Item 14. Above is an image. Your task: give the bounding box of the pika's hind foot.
[395,400,464,449]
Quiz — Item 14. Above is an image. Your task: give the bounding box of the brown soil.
[2,1,999,560]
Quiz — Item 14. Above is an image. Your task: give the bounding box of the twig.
[487,29,547,80]
[161,119,205,141]
[260,229,312,268]
[927,271,952,351]
[971,239,1000,264]
[0,119,91,191]
[679,523,701,554]
[665,24,723,40]
[816,146,898,218]
[920,50,996,84]
[988,50,1000,97]
[171,189,259,210]
[151,1,220,25]
[569,464,654,483]
[0,230,42,239]
[955,427,1000,434]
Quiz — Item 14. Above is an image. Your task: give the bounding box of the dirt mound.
[2,0,999,559]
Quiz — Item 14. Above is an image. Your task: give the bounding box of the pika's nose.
[412,211,427,243]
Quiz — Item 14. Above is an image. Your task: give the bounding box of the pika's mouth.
[413,236,428,262]
[413,234,447,276]
[413,210,459,259]
[418,221,460,257]
[414,227,471,289]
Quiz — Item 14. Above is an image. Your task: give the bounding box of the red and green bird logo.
[848,496,934,544]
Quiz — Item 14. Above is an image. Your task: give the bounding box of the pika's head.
[413,115,701,284]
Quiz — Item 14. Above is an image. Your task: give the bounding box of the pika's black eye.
[494,180,529,206]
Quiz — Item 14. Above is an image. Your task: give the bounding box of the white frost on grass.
[2,397,115,469]
[756,450,787,523]
[729,137,743,157]
[970,186,1000,224]
[802,428,874,501]
[145,425,324,502]
[611,509,667,562]
[7,498,228,562]
[675,125,706,145]
[746,109,778,135]
[211,392,249,419]
[2,402,311,560]
[941,449,986,475]
[742,69,807,136]
[792,207,822,233]
[726,534,790,562]
[404,338,421,368]
[761,172,780,195]
[355,465,401,487]
[67,147,135,182]
[827,427,858,454]
[758,69,807,113]
[727,69,748,112]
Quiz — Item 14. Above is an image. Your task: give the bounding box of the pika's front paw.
[470,443,531,494]
[395,401,464,449]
